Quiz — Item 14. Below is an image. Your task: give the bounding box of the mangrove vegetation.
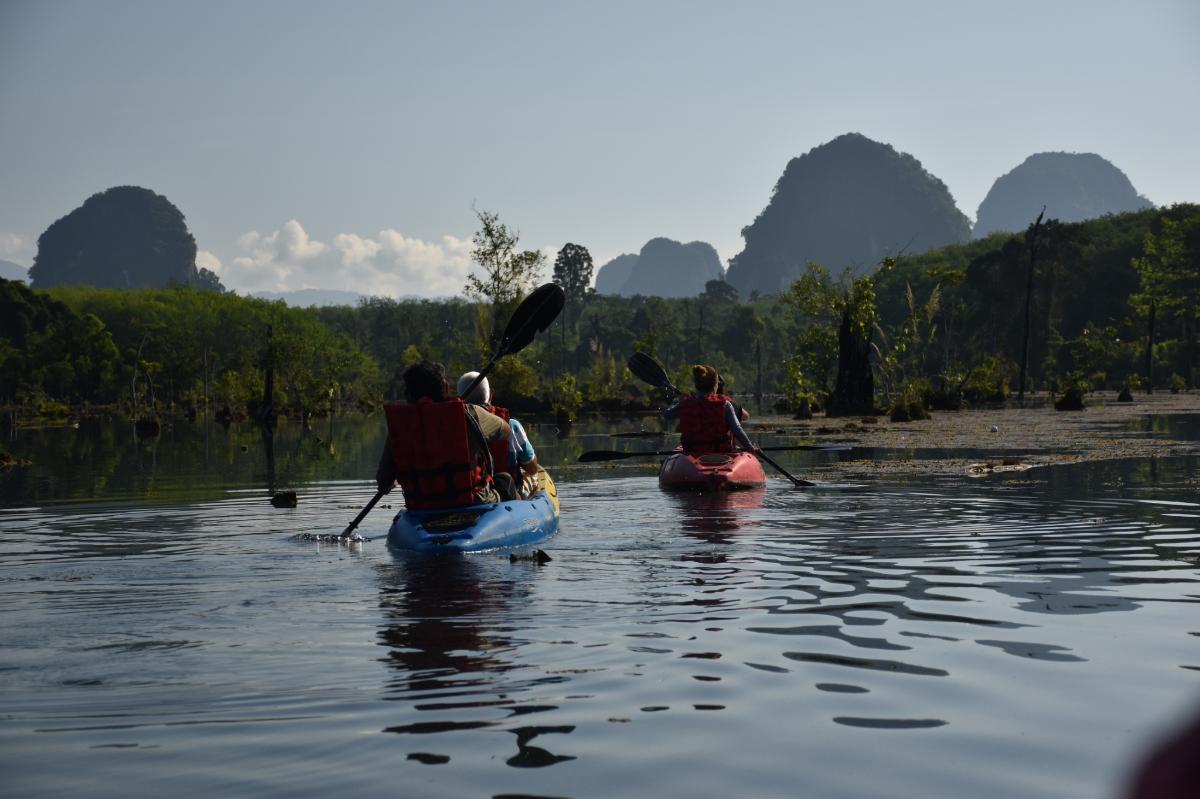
[2,203,1197,427]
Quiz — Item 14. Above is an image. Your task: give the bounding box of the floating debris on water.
[510,548,552,564]
[270,491,298,508]
[967,458,1032,477]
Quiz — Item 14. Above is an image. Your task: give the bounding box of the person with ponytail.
[663,364,757,455]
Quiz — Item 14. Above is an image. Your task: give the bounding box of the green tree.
[464,210,544,306]
[1131,208,1200,388]
[827,271,879,416]
[552,242,594,324]
[464,209,547,351]
[781,264,840,405]
[701,278,739,304]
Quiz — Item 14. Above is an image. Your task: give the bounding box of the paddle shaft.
[753,449,815,487]
[342,490,383,536]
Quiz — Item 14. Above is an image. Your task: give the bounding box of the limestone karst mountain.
[29,186,209,289]
[725,133,971,296]
[973,152,1153,237]
[594,239,724,297]
[593,253,639,295]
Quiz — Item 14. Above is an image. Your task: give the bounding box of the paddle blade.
[627,351,677,394]
[498,283,565,356]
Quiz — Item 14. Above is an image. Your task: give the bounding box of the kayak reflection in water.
[671,488,766,546]
[375,360,514,507]
[378,558,577,767]
[457,370,541,499]
[664,364,758,455]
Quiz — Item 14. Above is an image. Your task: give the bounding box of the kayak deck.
[659,450,767,491]
[387,469,559,552]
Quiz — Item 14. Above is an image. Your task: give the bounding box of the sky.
[1,0,1198,297]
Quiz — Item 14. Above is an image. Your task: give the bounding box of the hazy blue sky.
[2,0,1197,296]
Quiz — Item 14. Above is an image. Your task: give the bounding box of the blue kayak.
[387,469,559,553]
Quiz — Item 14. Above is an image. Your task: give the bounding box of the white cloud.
[196,250,222,274]
[0,232,33,263]
[334,233,382,266]
[217,219,494,298]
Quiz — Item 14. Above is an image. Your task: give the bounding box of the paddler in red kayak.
[664,364,759,455]
[457,370,541,498]
[375,360,515,507]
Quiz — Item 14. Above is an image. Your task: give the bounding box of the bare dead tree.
[1017,207,1046,406]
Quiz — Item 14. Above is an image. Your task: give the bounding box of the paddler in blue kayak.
[664,364,758,455]
[375,360,515,506]
[457,370,541,498]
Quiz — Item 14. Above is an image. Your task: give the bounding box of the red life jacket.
[384,398,493,509]
[485,404,524,485]
[678,394,734,454]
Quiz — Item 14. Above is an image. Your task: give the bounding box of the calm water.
[2,415,1199,798]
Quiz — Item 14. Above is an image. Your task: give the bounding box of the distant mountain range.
[593,253,639,295]
[972,152,1153,237]
[249,288,366,307]
[0,259,29,282]
[593,238,724,298]
[725,133,971,296]
[594,134,1157,298]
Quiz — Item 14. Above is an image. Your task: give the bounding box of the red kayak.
[658,450,767,491]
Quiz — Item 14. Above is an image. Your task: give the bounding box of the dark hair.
[691,364,718,394]
[716,374,727,395]
[403,360,448,403]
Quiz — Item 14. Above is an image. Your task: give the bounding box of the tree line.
[2,203,1196,423]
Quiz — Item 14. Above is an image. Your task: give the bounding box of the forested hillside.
[3,204,1197,420]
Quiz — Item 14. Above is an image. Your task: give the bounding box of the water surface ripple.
[2,456,1199,798]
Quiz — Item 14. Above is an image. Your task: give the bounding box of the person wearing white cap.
[457,371,541,497]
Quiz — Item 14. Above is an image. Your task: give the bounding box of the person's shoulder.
[476,406,510,435]
[472,404,499,420]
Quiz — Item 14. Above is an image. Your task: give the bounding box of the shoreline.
[745,391,1200,481]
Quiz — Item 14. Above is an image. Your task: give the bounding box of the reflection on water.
[0,413,670,507]
[0,415,1198,798]
[669,488,766,545]
[376,554,580,769]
